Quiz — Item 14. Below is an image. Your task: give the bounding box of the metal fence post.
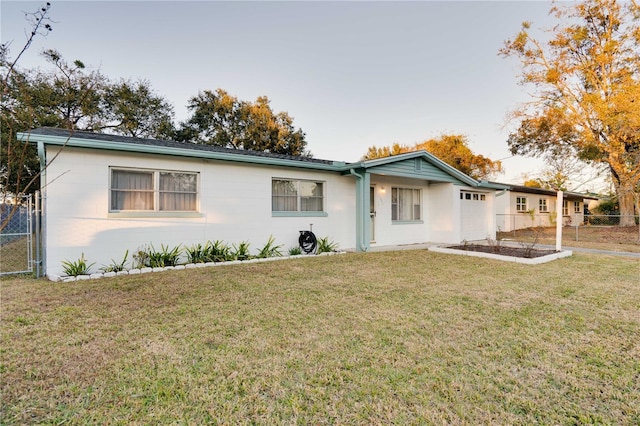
[35,191,41,277]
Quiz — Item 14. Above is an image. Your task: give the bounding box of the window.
[539,199,548,213]
[110,168,198,212]
[272,179,324,212]
[516,196,528,212]
[461,191,487,201]
[574,201,581,213]
[392,188,421,221]
[562,200,569,215]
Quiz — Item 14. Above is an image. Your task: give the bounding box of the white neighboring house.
[495,184,596,232]
[21,128,504,278]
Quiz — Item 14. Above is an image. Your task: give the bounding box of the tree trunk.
[615,181,638,227]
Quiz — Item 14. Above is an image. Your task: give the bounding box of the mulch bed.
[447,244,558,259]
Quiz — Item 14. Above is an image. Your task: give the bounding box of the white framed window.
[392,188,421,221]
[539,199,548,213]
[563,200,569,215]
[573,201,581,213]
[516,196,528,212]
[272,179,324,212]
[460,191,486,201]
[110,168,198,212]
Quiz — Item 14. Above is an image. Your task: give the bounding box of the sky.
[1,1,562,184]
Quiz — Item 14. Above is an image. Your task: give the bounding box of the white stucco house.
[495,184,596,232]
[21,128,505,277]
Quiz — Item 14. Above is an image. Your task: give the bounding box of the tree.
[363,143,409,160]
[524,156,606,192]
[500,0,640,225]
[362,134,503,180]
[179,89,308,156]
[1,2,57,211]
[2,48,176,200]
[102,79,175,139]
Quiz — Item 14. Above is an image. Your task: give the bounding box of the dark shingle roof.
[28,127,336,165]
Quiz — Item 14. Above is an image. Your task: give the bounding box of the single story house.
[21,128,504,278]
[494,184,597,232]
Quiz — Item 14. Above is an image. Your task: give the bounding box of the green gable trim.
[362,158,464,185]
[343,151,479,187]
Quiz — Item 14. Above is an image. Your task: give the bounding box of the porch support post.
[556,190,563,251]
[361,172,371,252]
[350,169,370,252]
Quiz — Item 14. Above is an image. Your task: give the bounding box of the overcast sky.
[2,1,561,183]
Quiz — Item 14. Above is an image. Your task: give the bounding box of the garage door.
[460,190,491,241]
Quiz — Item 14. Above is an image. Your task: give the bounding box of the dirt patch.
[447,244,557,259]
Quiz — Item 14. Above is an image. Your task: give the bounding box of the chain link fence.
[497,214,640,250]
[0,194,41,276]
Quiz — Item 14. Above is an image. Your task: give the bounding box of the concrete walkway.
[536,244,640,258]
[365,242,640,259]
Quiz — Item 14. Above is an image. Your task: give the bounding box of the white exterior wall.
[494,190,585,231]
[459,187,496,241]
[427,182,460,244]
[43,147,356,276]
[369,176,431,246]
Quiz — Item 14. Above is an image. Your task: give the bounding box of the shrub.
[206,240,233,262]
[61,253,95,276]
[231,241,251,261]
[317,237,338,254]
[148,244,182,267]
[185,243,207,264]
[288,246,302,256]
[100,249,129,272]
[133,244,182,268]
[257,235,283,258]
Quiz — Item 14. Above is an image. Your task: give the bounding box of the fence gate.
[0,193,41,276]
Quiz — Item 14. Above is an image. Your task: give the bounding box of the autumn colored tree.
[179,89,308,156]
[362,135,503,180]
[500,0,640,225]
[362,143,410,160]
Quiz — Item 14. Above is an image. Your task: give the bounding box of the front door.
[370,186,376,242]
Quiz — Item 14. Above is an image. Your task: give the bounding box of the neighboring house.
[21,128,503,278]
[494,184,596,232]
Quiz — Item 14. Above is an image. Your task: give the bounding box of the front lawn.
[1,251,639,424]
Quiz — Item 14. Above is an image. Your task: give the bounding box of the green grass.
[1,251,639,424]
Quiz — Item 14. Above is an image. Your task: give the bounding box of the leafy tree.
[362,135,503,180]
[500,0,640,225]
[1,3,57,210]
[523,179,543,188]
[363,143,409,160]
[102,79,175,139]
[1,48,176,200]
[179,89,308,156]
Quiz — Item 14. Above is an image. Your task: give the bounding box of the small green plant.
[288,246,302,256]
[185,243,206,264]
[100,249,129,272]
[231,241,251,261]
[207,240,232,262]
[317,237,338,254]
[148,244,182,267]
[257,235,283,258]
[61,253,95,276]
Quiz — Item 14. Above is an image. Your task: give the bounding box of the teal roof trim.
[18,132,343,172]
[342,151,480,187]
[19,130,490,187]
